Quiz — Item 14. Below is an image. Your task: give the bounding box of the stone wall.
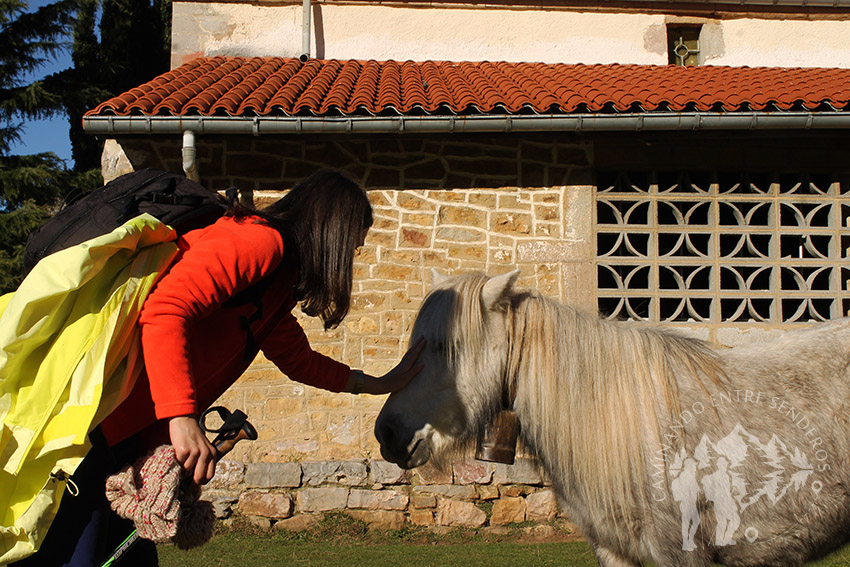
[104,132,593,528]
[206,457,569,533]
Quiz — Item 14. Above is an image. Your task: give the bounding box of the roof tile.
[86,56,850,119]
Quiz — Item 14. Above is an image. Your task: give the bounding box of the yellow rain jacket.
[0,214,179,564]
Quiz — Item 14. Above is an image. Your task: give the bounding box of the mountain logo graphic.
[668,423,816,550]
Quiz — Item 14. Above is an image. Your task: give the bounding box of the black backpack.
[24,169,230,274]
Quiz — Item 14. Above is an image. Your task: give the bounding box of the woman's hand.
[168,415,217,485]
[379,336,426,393]
[348,336,426,395]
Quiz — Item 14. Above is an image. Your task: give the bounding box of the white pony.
[375,270,850,567]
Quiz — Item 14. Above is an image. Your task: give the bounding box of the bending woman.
[18,168,424,567]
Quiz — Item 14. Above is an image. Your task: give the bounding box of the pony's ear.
[481,269,520,310]
[431,268,449,286]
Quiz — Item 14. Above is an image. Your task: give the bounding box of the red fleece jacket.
[99,215,350,445]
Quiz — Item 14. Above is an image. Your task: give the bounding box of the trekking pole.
[100,407,257,567]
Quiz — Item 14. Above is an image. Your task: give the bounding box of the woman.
[18,168,424,566]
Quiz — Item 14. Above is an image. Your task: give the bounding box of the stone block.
[533,204,559,222]
[297,487,350,513]
[491,212,532,235]
[397,192,436,211]
[446,244,487,261]
[238,492,294,519]
[365,169,402,190]
[372,215,399,231]
[500,484,534,498]
[347,510,406,530]
[467,192,497,208]
[370,460,411,485]
[435,500,487,528]
[413,462,453,484]
[490,497,527,526]
[208,460,245,489]
[526,490,559,522]
[477,485,500,501]
[225,152,283,178]
[212,498,236,519]
[402,212,435,227]
[412,484,477,501]
[245,462,302,489]
[203,489,238,519]
[453,459,493,485]
[435,227,485,243]
[275,514,321,533]
[493,459,544,485]
[523,524,559,540]
[438,205,486,228]
[348,489,409,511]
[405,158,447,181]
[410,493,437,509]
[401,228,429,247]
[355,316,379,334]
[302,461,368,486]
[101,140,136,183]
[245,516,272,530]
[409,510,435,526]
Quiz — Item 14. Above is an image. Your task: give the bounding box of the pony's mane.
[417,272,726,516]
[504,288,726,531]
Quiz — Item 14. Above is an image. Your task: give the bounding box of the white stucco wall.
[172,3,666,66]
[171,2,850,69]
[705,19,850,68]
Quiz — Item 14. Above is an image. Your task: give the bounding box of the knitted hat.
[105,445,215,549]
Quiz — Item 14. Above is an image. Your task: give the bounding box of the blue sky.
[7,0,76,163]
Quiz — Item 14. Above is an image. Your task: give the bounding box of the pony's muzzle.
[374,413,432,468]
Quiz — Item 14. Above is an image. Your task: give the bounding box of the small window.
[668,26,701,66]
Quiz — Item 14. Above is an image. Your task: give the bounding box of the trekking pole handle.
[212,419,258,459]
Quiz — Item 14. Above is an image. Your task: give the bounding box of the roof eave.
[82,112,850,135]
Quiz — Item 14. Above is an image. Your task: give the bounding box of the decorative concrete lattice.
[596,171,850,324]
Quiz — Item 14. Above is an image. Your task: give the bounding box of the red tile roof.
[86,56,850,118]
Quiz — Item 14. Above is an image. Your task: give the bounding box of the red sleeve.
[139,217,285,419]
[261,311,351,392]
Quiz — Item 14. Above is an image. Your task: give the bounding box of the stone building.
[83,0,850,530]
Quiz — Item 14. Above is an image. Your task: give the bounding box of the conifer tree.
[0,0,78,292]
[0,0,171,292]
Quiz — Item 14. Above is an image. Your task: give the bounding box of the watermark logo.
[650,390,830,551]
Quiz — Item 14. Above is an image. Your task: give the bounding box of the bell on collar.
[475,409,519,465]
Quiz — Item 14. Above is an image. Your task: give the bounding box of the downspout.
[182,130,199,182]
[300,0,310,62]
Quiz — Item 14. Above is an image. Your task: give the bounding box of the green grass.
[158,514,850,567]
[161,535,595,567]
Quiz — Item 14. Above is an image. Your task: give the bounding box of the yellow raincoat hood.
[0,214,179,564]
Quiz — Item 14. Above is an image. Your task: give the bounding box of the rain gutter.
[83,112,850,136]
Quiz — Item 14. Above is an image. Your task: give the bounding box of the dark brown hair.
[229,168,372,329]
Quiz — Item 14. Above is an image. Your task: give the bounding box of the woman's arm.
[140,218,285,483]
